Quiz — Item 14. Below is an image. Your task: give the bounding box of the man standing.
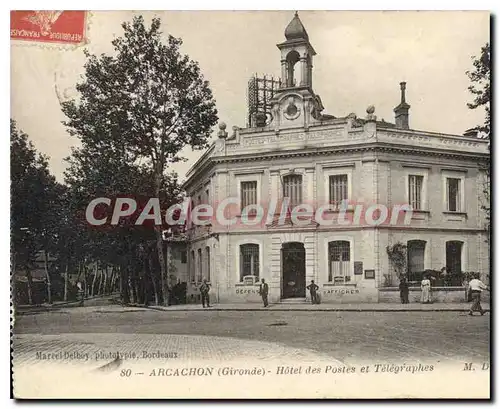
[306,280,319,304]
[399,277,409,304]
[468,275,489,316]
[200,279,211,308]
[76,281,84,306]
[259,278,269,307]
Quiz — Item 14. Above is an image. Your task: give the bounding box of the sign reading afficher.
[11,11,87,45]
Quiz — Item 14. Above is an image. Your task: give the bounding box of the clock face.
[286,103,298,117]
[283,96,301,120]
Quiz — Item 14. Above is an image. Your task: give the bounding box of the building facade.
[182,13,490,303]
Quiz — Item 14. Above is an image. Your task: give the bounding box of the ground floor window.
[446,241,463,276]
[205,246,211,282]
[190,250,195,283]
[328,241,351,284]
[197,248,202,282]
[407,240,426,281]
[240,244,259,281]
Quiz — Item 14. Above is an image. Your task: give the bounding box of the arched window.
[205,246,211,282]
[285,50,300,87]
[446,241,463,275]
[240,244,259,282]
[328,241,351,283]
[197,248,202,282]
[283,174,303,209]
[190,250,195,282]
[407,240,426,281]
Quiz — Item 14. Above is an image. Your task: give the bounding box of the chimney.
[394,82,410,129]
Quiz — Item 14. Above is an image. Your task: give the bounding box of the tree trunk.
[91,264,98,297]
[120,263,130,304]
[11,252,17,306]
[155,228,168,306]
[26,266,33,305]
[100,267,107,296]
[106,267,112,294]
[83,265,88,298]
[64,262,69,302]
[43,250,52,304]
[147,254,159,305]
[118,265,122,295]
[154,170,168,306]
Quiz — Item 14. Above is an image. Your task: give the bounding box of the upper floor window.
[180,250,187,264]
[205,189,210,205]
[240,244,259,281]
[447,178,462,212]
[328,241,351,284]
[241,181,258,210]
[329,174,348,204]
[283,174,303,208]
[408,175,423,210]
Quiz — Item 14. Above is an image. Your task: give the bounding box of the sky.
[11,10,490,183]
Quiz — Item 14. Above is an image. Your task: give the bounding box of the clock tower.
[269,12,325,131]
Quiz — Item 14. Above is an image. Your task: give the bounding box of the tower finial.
[295,10,299,17]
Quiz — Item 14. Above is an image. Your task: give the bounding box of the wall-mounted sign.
[354,261,363,275]
[243,276,257,285]
[235,288,260,295]
[333,276,345,284]
[364,269,375,279]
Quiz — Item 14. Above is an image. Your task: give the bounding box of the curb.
[144,306,490,313]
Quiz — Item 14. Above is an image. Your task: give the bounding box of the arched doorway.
[281,242,306,299]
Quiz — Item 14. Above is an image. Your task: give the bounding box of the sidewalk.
[14,293,120,314]
[145,302,491,312]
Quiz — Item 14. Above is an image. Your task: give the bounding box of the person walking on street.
[306,280,319,304]
[259,278,269,307]
[399,277,409,304]
[200,279,211,308]
[468,276,489,316]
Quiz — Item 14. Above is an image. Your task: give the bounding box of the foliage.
[11,120,68,304]
[466,43,490,247]
[466,43,490,138]
[61,15,217,305]
[386,242,407,280]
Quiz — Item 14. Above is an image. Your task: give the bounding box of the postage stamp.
[10,11,87,45]
[10,10,491,399]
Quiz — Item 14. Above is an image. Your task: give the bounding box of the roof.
[285,12,309,41]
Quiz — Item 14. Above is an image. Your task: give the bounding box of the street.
[13,307,490,366]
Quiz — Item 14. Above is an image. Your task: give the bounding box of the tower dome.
[284,11,309,41]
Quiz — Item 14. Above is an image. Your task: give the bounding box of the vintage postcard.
[10,10,491,399]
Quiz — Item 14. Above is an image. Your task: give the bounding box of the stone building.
[181,13,490,304]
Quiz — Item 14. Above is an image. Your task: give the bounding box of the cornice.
[210,143,489,165]
[183,139,489,188]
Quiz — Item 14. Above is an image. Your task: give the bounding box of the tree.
[11,120,62,305]
[466,43,490,246]
[386,242,407,285]
[467,43,490,137]
[62,16,218,306]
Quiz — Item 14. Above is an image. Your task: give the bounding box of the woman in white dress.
[421,275,431,303]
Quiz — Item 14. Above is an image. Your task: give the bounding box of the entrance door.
[281,242,306,299]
